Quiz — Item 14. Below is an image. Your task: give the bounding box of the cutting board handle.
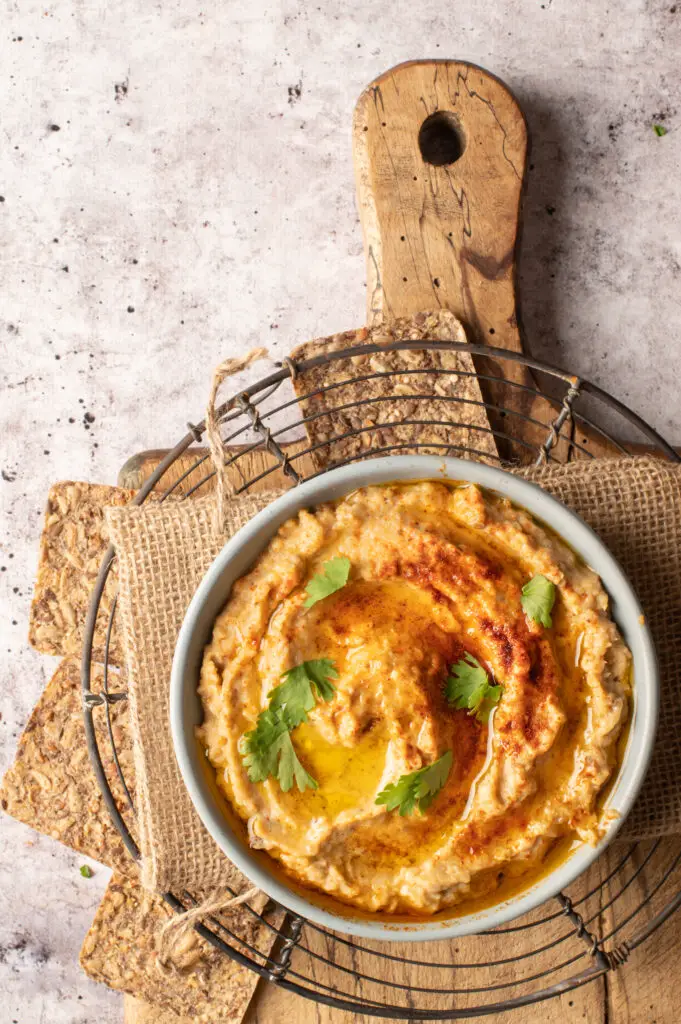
[353,60,527,354]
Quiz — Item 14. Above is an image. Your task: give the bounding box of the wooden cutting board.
[119,60,680,1023]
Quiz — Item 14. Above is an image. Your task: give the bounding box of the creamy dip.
[198,481,630,915]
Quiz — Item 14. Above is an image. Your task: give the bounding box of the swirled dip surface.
[198,482,630,915]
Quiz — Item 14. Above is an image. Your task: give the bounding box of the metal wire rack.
[82,340,681,1019]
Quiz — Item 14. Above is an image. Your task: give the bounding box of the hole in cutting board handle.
[418,111,465,166]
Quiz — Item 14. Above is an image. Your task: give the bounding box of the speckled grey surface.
[1,1,679,1021]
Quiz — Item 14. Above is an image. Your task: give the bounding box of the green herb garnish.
[375,751,453,816]
[304,557,351,608]
[268,659,338,729]
[273,730,318,793]
[521,574,556,627]
[653,124,668,137]
[239,708,290,783]
[240,660,337,791]
[80,864,93,878]
[239,714,318,792]
[445,654,502,723]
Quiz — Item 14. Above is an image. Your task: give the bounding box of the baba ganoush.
[198,481,631,915]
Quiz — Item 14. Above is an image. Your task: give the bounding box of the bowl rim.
[170,454,658,941]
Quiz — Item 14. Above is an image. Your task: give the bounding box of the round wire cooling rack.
[82,340,681,1020]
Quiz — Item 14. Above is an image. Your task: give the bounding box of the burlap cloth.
[106,455,681,894]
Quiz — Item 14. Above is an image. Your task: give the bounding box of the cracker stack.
[1,482,267,1023]
[0,659,133,874]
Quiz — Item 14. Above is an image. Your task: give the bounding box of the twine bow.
[205,347,269,532]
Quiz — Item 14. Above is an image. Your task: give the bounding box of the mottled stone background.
[1,1,679,1020]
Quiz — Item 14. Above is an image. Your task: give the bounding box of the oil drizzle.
[574,630,585,667]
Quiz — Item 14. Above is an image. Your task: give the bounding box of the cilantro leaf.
[268,667,315,729]
[240,659,338,791]
[304,658,339,701]
[240,710,317,792]
[375,750,453,816]
[80,864,93,878]
[276,730,318,793]
[304,556,351,608]
[445,654,502,723]
[268,659,338,729]
[521,574,556,627]
[239,709,290,782]
[653,124,668,137]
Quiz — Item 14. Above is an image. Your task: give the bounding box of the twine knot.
[205,347,269,532]
[156,886,261,974]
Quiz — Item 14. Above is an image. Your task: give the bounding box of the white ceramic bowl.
[170,455,658,940]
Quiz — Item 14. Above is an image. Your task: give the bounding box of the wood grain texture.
[597,839,681,1024]
[117,442,314,495]
[352,60,624,463]
[353,60,526,348]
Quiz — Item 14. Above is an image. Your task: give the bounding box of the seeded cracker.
[1,659,271,1022]
[80,874,268,1023]
[0,658,134,873]
[13,479,276,1021]
[124,996,190,1023]
[290,311,498,468]
[28,481,136,664]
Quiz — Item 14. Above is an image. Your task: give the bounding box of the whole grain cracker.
[28,481,135,664]
[124,996,188,1022]
[290,311,498,469]
[80,873,271,1023]
[0,658,134,874]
